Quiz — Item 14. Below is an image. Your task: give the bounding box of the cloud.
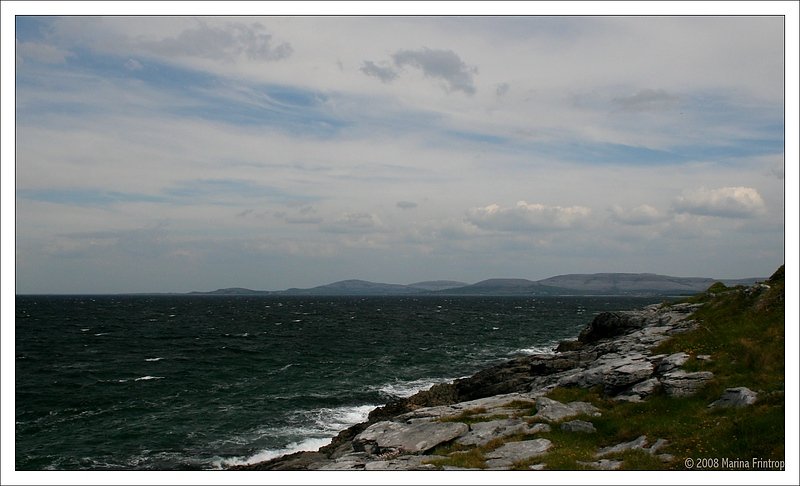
[275,205,324,224]
[124,58,143,71]
[673,186,766,218]
[143,21,292,62]
[322,212,383,234]
[396,201,418,210]
[390,47,477,94]
[610,204,666,226]
[467,201,591,232]
[612,88,680,112]
[16,38,71,65]
[360,60,399,83]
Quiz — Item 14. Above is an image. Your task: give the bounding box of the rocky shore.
[231,299,757,471]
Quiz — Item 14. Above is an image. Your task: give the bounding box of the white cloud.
[140,20,292,62]
[466,201,592,232]
[124,58,143,71]
[610,204,666,226]
[16,39,71,65]
[673,186,767,218]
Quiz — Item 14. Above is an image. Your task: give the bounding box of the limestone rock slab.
[484,438,552,468]
[709,387,758,409]
[354,420,468,454]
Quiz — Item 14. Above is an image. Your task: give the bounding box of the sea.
[15,294,666,470]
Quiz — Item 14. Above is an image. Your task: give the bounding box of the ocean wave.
[144,357,164,362]
[372,376,456,399]
[214,436,333,469]
[134,375,164,381]
[514,343,558,355]
[213,403,376,469]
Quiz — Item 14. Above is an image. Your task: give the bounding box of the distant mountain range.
[191,273,763,297]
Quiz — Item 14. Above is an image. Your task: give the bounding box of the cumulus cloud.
[322,212,383,233]
[612,89,680,112]
[466,201,591,232]
[364,47,477,94]
[360,60,399,83]
[673,186,766,218]
[610,204,666,226]
[144,21,292,61]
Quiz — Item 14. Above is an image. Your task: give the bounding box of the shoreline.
[231,299,705,471]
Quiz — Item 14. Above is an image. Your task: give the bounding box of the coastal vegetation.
[428,265,785,470]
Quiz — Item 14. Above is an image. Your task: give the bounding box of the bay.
[15,295,663,470]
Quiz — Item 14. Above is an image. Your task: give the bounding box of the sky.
[5,5,797,294]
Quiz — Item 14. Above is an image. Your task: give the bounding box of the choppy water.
[15,295,663,470]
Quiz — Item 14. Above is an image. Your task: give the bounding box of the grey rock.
[529,463,546,470]
[534,397,600,422]
[660,370,714,397]
[456,419,528,447]
[615,377,661,402]
[647,438,669,455]
[596,435,648,457]
[709,387,758,409]
[603,360,654,392]
[657,454,675,463]
[560,420,596,433]
[525,422,552,434]
[318,460,366,470]
[578,311,648,343]
[696,354,713,362]
[578,459,622,470]
[363,455,441,470]
[656,352,690,374]
[354,420,468,454]
[484,439,552,468]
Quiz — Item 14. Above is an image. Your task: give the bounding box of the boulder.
[596,435,648,457]
[363,455,442,470]
[560,420,596,434]
[578,459,622,470]
[456,419,529,447]
[534,397,600,422]
[656,352,690,374]
[614,378,660,402]
[709,387,758,409]
[353,420,468,454]
[602,360,654,392]
[484,439,552,468]
[660,370,714,397]
[578,311,648,343]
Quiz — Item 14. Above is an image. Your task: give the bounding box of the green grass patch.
[432,268,784,471]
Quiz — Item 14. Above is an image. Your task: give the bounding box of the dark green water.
[15,295,662,470]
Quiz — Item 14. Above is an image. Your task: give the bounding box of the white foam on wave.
[213,403,376,469]
[144,357,164,362]
[515,343,558,355]
[376,376,455,399]
[134,375,164,381]
[215,436,333,469]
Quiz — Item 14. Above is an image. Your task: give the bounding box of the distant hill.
[535,273,761,295]
[282,279,424,296]
[192,273,765,297]
[408,280,469,291]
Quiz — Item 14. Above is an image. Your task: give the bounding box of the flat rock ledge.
[231,301,714,471]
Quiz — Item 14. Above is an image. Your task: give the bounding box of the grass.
[425,267,785,471]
